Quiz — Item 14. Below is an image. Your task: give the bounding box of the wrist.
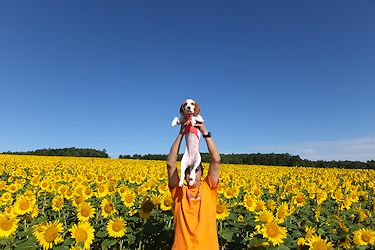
[202,131,211,138]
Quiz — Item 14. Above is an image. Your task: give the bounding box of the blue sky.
[0,1,374,161]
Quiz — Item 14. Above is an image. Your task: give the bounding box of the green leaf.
[14,237,38,250]
[96,230,108,238]
[101,239,117,247]
[218,228,234,242]
[277,245,290,250]
[53,246,70,250]
[317,228,326,236]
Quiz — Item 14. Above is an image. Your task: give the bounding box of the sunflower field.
[0,154,374,250]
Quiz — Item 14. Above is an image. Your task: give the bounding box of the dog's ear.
[179,101,185,115]
[194,102,201,116]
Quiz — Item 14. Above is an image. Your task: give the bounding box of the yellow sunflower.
[70,221,95,250]
[107,217,126,238]
[76,202,96,222]
[96,183,109,198]
[100,198,117,218]
[255,210,274,224]
[275,202,289,223]
[57,185,68,197]
[243,194,257,212]
[315,189,327,205]
[158,182,169,194]
[260,220,287,246]
[82,186,94,200]
[255,199,266,211]
[121,191,135,208]
[306,235,334,250]
[295,192,307,207]
[353,228,375,246]
[52,196,64,212]
[304,226,316,241]
[266,200,277,212]
[34,221,64,250]
[0,192,13,206]
[216,200,230,220]
[0,213,19,238]
[14,195,35,215]
[160,194,173,211]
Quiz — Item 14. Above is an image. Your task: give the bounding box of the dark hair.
[184,163,204,175]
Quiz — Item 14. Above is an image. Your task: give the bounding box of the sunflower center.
[164,197,173,206]
[361,232,371,242]
[142,201,154,213]
[81,206,91,217]
[44,226,58,243]
[246,199,253,207]
[55,199,63,207]
[216,205,225,214]
[0,218,13,231]
[20,200,30,210]
[266,223,280,238]
[104,204,113,213]
[75,228,88,242]
[75,197,84,206]
[296,196,304,203]
[112,221,123,232]
[254,188,261,196]
[125,194,133,203]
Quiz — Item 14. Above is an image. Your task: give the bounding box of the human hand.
[194,121,208,135]
[179,115,190,135]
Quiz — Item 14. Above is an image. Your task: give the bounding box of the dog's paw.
[171,117,179,126]
[178,179,184,187]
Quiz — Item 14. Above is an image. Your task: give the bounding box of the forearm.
[205,137,221,164]
[200,128,221,164]
[166,133,184,169]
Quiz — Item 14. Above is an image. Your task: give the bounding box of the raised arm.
[166,116,189,188]
[166,133,183,188]
[195,122,220,184]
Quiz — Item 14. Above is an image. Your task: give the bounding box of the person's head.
[184,163,204,187]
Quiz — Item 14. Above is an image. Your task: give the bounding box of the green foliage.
[2,147,108,158]
[119,153,375,169]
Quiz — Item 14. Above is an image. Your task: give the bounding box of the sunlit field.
[0,154,374,249]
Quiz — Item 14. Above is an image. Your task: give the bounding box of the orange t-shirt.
[170,176,219,250]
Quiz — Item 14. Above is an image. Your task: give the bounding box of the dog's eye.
[192,103,195,106]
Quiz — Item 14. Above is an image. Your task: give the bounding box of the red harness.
[185,115,200,140]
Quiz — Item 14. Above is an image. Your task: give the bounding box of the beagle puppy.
[171,99,204,186]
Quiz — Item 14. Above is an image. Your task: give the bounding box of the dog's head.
[179,99,200,116]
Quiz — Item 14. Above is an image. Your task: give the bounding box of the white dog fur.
[171,99,204,186]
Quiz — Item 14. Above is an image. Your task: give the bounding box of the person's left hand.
[194,121,208,135]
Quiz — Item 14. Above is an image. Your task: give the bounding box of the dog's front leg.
[171,116,181,127]
[188,153,202,186]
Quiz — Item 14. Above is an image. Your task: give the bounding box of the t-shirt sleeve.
[204,175,219,190]
[169,184,181,200]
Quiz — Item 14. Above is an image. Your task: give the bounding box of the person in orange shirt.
[167,115,221,250]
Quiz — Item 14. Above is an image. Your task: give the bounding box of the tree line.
[119,153,375,169]
[2,148,373,169]
[2,147,109,158]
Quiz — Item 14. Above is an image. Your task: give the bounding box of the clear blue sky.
[1,1,374,161]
